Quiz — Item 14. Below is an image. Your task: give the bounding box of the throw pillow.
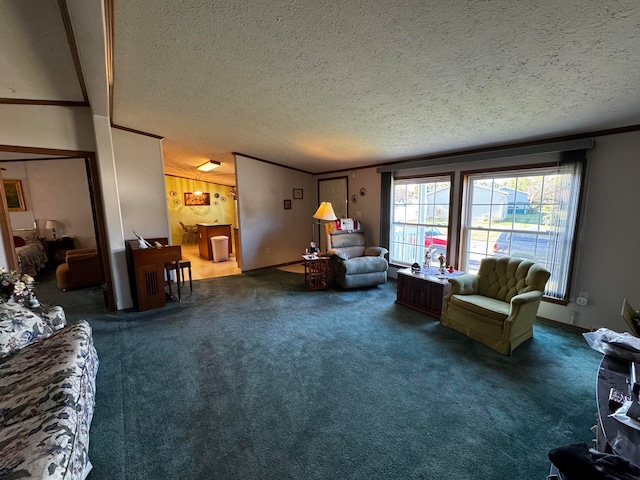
[12,236,25,247]
[0,302,54,359]
[12,229,38,243]
[37,305,67,331]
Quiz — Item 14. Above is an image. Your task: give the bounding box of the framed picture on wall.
[284,199,292,210]
[293,188,303,199]
[4,179,26,211]
[184,192,211,206]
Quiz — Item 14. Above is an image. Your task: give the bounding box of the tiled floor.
[179,244,242,280]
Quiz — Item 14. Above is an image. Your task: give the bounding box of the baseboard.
[537,315,589,333]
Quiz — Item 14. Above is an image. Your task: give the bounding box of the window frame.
[389,173,455,267]
[458,160,586,302]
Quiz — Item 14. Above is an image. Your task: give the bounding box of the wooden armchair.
[55,248,105,291]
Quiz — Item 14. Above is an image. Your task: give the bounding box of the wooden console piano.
[126,238,181,311]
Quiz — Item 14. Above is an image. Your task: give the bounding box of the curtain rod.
[376,138,595,173]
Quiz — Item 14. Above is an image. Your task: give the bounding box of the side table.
[302,255,329,291]
[46,237,75,265]
[395,267,453,319]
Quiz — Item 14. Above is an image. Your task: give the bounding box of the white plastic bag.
[583,328,640,362]
[609,400,640,432]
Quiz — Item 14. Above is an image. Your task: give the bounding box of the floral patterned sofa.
[0,302,99,480]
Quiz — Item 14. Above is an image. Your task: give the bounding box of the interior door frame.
[318,176,349,219]
[0,144,115,310]
[317,176,349,252]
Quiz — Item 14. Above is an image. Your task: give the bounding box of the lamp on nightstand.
[45,220,60,240]
[312,202,337,253]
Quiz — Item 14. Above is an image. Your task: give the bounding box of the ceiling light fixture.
[197,160,221,172]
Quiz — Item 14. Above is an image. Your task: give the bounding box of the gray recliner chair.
[324,219,388,289]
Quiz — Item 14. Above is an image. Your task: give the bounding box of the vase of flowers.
[0,268,40,308]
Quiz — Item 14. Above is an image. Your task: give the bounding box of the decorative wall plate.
[173,199,181,205]
[351,194,358,203]
[214,193,220,198]
[221,196,226,202]
[170,190,177,197]
[360,187,366,197]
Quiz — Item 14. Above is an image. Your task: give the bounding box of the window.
[461,160,583,300]
[390,176,452,266]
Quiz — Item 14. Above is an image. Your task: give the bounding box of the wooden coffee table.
[395,267,455,319]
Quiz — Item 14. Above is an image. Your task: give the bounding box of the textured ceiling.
[112,0,640,179]
[1,1,640,184]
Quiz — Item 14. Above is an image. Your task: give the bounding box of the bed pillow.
[0,302,54,359]
[12,236,26,247]
[12,229,38,243]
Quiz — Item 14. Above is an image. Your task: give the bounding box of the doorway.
[0,147,113,311]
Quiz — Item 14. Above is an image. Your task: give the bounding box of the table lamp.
[45,220,60,240]
[312,202,337,252]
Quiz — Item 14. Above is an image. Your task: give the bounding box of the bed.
[13,229,48,277]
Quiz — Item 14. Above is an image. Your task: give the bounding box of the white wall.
[3,159,95,247]
[235,154,316,270]
[0,104,95,152]
[538,131,640,331]
[111,128,169,242]
[317,168,383,247]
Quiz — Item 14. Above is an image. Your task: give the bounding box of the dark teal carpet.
[38,268,602,480]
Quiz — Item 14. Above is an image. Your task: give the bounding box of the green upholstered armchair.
[324,219,388,289]
[441,257,551,355]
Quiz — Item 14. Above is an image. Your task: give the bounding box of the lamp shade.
[45,220,60,230]
[313,202,337,221]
